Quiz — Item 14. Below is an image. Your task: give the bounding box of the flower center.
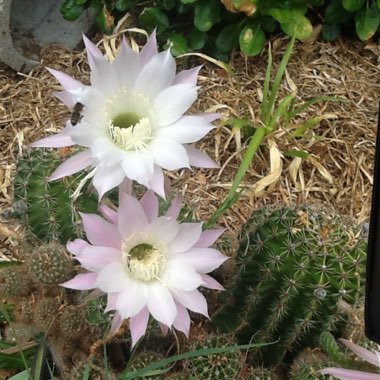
[123,243,165,281]
[104,89,153,152]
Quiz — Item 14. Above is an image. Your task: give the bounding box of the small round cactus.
[212,205,366,366]
[34,298,60,331]
[0,266,34,298]
[59,306,86,336]
[26,242,73,285]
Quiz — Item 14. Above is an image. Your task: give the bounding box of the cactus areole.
[212,205,366,366]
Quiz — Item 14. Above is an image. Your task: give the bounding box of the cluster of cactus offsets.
[13,148,98,243]
[212,205,366,366]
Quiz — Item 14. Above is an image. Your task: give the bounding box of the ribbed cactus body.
[13,149,98,243]
[212,205,366,366]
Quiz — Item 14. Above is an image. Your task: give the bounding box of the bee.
[70,102,84,126]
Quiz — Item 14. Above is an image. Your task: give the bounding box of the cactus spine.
[212,205,366,366]
[13,148,98,243]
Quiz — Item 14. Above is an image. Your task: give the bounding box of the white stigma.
[123,243,165,281]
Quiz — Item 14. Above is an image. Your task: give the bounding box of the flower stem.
[204,125,267,229]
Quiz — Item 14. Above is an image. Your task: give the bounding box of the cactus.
[13,148,98,243]
[212,205,366,366]
[59,306,87,336]
[0,266,34,298]
[185,334,244,380]
[34,298,60,331]
[26,242,74,285]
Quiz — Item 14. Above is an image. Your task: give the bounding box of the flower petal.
[173,302,190,337]
[48,150,92,181]
[118,193,148,239]
[134,50,176,99]
[168,223,203,254]
[150,138,190,170]
[47,67,83,91]
[140,29,158,66]
[67,239,90,256]
[147,166,165,198]
[165,194,182,219]
[185,145,219,168]
[105,293,118,312]
[194,229,224,248]
[153,84,198,126]
[76,246,121,271]
[116,281,148,318]
[96,261,131,293]
[340,339,380,367]
[319,368,380,380]
[61,273,97,290]
[163,260,203,291]
[53,91,76,108]
[29,133,75,148]
[140,191,159,223]
[175,248,228,273]
[156,115,214,144]
[80,212,121,249]
[92,165,125,200]
[201,274,224,290]
[146,216,179,243]
[147,283,176,327]
[121,151,154,185]
[197,112,221,123]
[172,289,209,318]
[174,66,201,86]
[98,204,118,224]
[130,307,150,348]
[109,312,123,337]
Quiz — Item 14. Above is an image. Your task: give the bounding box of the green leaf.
[342,0,364,11]
[291,117,321,137]
[269,8,312,40]
[239,24,265,56]
[115,0,138,12]
[216,24,241,53]
[161,0,176,10]
[355,3,380,40]
[194,0,221,32]
[8,370,30,380]
[324,0,353,24]
[284,149,309,159]
[309,0,325,5]
[322,23,341,41]
[259,15,278,32]
[165,34,188,56]
[95,8,107,32]
[187,28,206,50]
[181,0,198,3]
[75,0,88,5]
[138,7,170,33]
[378,0,380,10]
[61,0,84,21]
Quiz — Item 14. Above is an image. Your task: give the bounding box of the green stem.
[204,126,267,229]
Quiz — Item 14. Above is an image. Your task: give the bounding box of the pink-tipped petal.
[67,239,90,256]
[118,193,148,239]
[147,166,166,198]
[140,29,158,65]
[48,149,92,181]
[194,229,225,248]
[174,66,202,86]
[173,302,190,337]
[80,212,121,249]
[46,67,83,91]
[168,223,203,254]
[185,145,219,169]
[121,151,154,185]
[201,274,225,290]
[147,284,176,327]
[130,307,150,348]
[53,90,76,108]
[165,194,182,219]
[61,273,97,290]
[82,35,104,65]
[140,191,159,223]
[146,216,179,243]
[119,178,133,196]
[340,339,380,367]
[98,204,118,224]
[109,312,123,337]
[178,248,228,273]
[76,246,121,271]
[153,84,198,126]
[197,112,221,123]
[164,260,203,291]
[96,262,131,293]
[151,138,190,171]
[29,133,75,148]
[92,165,125,200]
[319,368,380,380]
[172,289,209,318]
[105,293,119,312]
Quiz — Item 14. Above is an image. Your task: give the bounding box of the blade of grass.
[260,43,273,120]
[267,93,296,131]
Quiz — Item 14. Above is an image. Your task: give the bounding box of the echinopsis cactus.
[212,205,366,366]
[13,148,98,243]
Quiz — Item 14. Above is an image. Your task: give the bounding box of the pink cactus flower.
[31,31,218,199]
[62,191,227,346]
[320,338,380,379]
